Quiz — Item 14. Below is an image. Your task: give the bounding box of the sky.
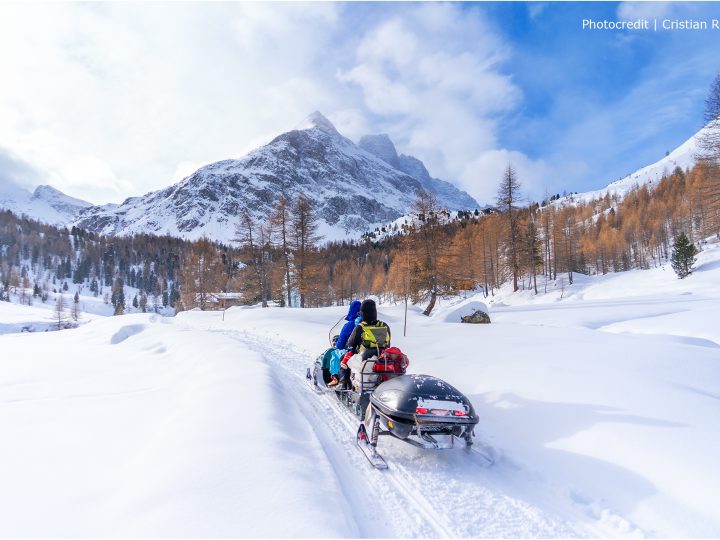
[0,1,718,207]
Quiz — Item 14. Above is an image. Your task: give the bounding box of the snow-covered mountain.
[358,134,478,210]
[0,183,92,226]
[564,126,705,205]
[73,112,479,242]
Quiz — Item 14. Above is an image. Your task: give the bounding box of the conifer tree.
[271,195,293,307]
[292,194,322,308]
[178,237,224,311]
[111,278,125,315]
[696,72,720,164]
[671,232,698,279]
[236,209,274,307]
[524,219,542,294]
[71,291,81,322]
[408,191,448,315]
[496,165,523,291]
[54,294,68,328]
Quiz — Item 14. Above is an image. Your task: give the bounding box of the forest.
[1,158,717,316]
[2,75,719,316]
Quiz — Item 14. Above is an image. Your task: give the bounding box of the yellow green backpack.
[358,321,390,354]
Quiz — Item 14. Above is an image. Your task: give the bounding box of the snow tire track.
[208,326,583,538]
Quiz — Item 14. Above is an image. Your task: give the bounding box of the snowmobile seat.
[348,353,380,392]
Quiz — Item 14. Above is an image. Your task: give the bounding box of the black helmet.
[359,299,377,323]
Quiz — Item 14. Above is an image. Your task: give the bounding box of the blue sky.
[483,1,719,194]
[0,2,718,206]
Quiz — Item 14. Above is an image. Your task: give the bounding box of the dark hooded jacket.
[347,299,391,353]
[336,300,362,350]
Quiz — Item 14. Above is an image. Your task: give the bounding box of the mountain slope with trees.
[71,112,479,242]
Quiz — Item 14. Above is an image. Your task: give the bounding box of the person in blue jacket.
[328,300,362,386]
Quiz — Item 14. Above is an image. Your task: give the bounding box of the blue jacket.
[336,300,361,350]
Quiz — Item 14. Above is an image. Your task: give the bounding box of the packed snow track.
[206,326,607,538]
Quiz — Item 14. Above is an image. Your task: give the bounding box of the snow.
[559,126,704,206]
[0,300,71,334]
[1,242,720,536]
[0,182,92,226]
[0,313,357,537]
[0,277,172,337]
[35,111,477,245]
[438,299,490,323]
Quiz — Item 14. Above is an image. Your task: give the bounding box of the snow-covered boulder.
[461,309,491,324]
[440,299,490,323]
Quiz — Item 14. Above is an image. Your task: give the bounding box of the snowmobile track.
[235,331,456,537]
[214,328,583,538]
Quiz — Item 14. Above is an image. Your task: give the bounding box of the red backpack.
[375,347,409,374]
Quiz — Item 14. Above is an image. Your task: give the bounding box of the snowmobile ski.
[305,368,323,394]
[356,423,387,470]
[466,440,495,466]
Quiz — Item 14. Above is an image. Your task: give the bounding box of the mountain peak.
[32,184,92,207]
[32,185,63,198]
[296,111,339,135]
[359,134,400,168]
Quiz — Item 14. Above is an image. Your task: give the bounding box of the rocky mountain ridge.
[71,111,480,242]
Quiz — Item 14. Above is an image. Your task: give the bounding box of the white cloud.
[337,3,545,205]
[0,2,545,208]
[617,2,674,20]
[528,3,549,20]
[0,2,343,204]
[331,109,373,142]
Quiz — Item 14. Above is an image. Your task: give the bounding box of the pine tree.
[54,294,68,329]
[235,209,274,307]
[292,195,322,308]
[111,278,125,315]
[178,237,224,311]
[71,291,81,322]
[691,74,720,239]
[271,195,294,307]
[496,164,523,291]
[696,72,720,165]
[407,191,448,315]
[671,232,698,279]
[524,219,542,294]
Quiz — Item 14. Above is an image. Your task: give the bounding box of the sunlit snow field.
[1,242,719,537]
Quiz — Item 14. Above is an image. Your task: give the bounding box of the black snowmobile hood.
[370,374,479,424]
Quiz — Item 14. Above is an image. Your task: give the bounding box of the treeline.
[1,161,718,316]
[225,160,719,314]
[0,211,198,312]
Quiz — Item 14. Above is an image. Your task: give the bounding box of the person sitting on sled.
[327,300,362,387]
[335,299,391,387]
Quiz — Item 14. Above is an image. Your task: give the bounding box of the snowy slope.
[0,183,92,226]
[2,241,720,536]
[562,127,706,206]
[72,112,479,243]
[0,313,361,537]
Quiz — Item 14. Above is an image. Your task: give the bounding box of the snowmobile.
[307,342,480,469]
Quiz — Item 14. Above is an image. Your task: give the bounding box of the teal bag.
[320,348,335,370]
[329,348,345,375]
